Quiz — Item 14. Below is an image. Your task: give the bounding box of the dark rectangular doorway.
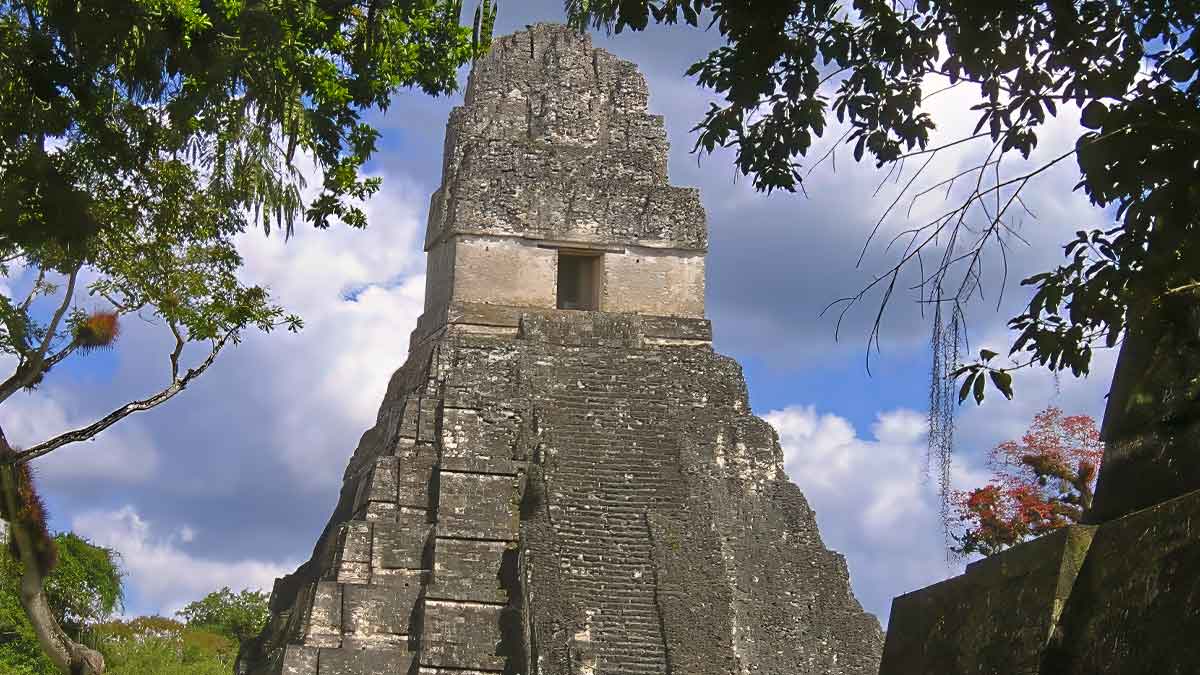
[556,252,601,310]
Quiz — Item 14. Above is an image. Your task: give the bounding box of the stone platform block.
[304,581,343,649]
[278,644,318,675]
[880,525,1095,675]
[882,487,1200,675]
[317,645,413,675]
[435,471,519,541]
[342,580,421,637]
[396,444,437,509]
[372,513,433,571]
[1044,487,1200,674]
[439,407,520,475]
[352,456,398,515]
[426,538,510,604]
[420,599,506,671]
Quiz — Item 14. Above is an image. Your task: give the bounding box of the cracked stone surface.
[237,24,883,675]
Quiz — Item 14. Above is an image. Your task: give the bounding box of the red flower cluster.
[952,407,1104,557]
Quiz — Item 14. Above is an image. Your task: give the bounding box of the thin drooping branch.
[0,429,106,675]
[32,267,79,366]
[168,320,185,380]
[2,331,232,466]
[0,267,81,404]
[18,269,47,316]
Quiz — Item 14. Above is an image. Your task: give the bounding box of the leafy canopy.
[1,0,491,264]
[0,531,123,675]
[175,587,269,646]
[951,407,1104,557]
[92,616,238,675]
[0,0,499,467]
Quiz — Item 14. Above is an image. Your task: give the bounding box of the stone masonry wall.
[425,27,706,252]
[239,312,883,675]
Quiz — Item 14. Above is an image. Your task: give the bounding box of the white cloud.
[766,405,990,625]
[226,173,430,487]
[72,506,295,616]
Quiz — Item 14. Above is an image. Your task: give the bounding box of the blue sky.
[1,2,1119,627]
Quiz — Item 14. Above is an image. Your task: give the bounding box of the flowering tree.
[951,407,1104,557]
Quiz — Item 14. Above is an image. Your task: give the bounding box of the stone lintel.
[411,303,712,351]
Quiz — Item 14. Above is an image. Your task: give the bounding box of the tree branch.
[0,267,81,404]
[0,430,105,674]
[19,269,46,314]
[2,332,233,466]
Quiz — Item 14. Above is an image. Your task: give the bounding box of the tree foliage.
[175,587,269,647]
[1,3,498,671]
[91,616,238,675]
[0,531,123,675]
[1,0,490,258]
[951,407,1104,557]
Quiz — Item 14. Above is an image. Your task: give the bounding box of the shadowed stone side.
[237,24,882,675]
[880,487,1200,675]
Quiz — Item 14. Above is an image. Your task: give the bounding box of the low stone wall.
[880,487,1200,674]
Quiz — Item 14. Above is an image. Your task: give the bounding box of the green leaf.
[1163,57,1195,83]
[973,371,986,404]
[1080,101,1107,130]
[979,349,998,361]
[959,372,975,404]
[990,370,1014,400]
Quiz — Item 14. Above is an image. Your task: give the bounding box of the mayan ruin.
[236,24,884,675]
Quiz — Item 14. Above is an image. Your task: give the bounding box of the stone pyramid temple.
[239,24,883,675]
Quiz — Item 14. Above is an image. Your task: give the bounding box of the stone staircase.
[540,352,677,675]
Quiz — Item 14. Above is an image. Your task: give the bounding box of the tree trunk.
[0,433,105,674]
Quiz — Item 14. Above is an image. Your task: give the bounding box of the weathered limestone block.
[436,471,520,541]
[1046,487,1200,674]
[396,445,437,510]
[304,582,343,649]
[342,581,420,638]
[372,516,432,571]
[439,407,520,475]
[317,646,413,675]
[881,488,1200,674]
[352,456,398,517]
[279,645,317,675]
[880,525,1096,675]
[420,600,507,671]
[426,538,510,604]
[1089,419,1200,522]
